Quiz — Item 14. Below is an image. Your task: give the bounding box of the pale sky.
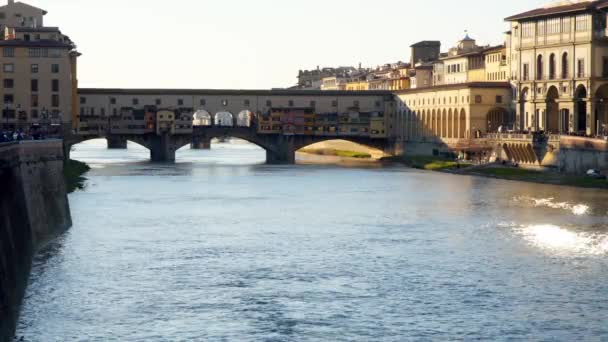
[27,0,548,89]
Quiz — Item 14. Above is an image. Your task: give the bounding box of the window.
[496,96,503,104]
[523,63,530,81]
[3,79,14,89]
[0,12,5,19]
[51,79,59,92]
[577,58,585,78]
[3,63,14,73]
[547,18,560,34]
[51,64,59,73]
[30,79,38,92]
[562,17,571,33]
[110,97,116,105]
[537,20,546,36]
[575,14,590,32]
[52,94,59,107]
[4,94,13,104]
[31,109,38,118]
[310,101,316,107]
[31,94,38,107]
[178,99,184,106]
[244,99,250,106]
[549,54,556,79]
[375,101,381,108]
[353,100,359,107]
[80,97,86,104]
[155,98,162,105]
[288,100,294,107]
[537,55,543,80]
[101,108,105,116]
[31,64,38,73]
[604,57,608,78]
[28,48,41,57]
[132,98,139,106]
[266,100,272,107]
[3,48,14,57]
[522,22,534,38]
[475,95,482,104]
[562,53,569,79]
[49,49,61,58]
[24,34,30,42]
[200,99,206,106]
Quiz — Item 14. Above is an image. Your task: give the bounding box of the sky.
[27,0,549,89]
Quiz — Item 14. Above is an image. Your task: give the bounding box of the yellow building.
[394,82,513,144]
[0,0,79,130]
[345,79,369,91]
[506,0,608,136]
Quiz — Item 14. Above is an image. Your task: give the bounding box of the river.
[16,139,608,341]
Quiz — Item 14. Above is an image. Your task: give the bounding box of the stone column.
[587,100,596,136]
[149,133,176,163]
[191,136,211,150]
[266,135,295,164]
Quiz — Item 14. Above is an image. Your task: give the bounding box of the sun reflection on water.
[516,224,608,256]
[513,196,590,216]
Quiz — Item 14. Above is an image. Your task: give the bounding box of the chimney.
[8,0,14,5]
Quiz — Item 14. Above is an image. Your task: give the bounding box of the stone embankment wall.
[0,141,72,342]
[557,136,608,174]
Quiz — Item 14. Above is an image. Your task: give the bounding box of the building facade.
[506,0,608,136]
[0,0,79,130]
[394,82,513,144]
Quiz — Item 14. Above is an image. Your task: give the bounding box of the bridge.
[67,88,397,163]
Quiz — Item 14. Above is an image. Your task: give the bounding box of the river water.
[16,139,608,341]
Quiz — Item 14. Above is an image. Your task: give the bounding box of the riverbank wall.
[400,136,608,175]
[0,141,72,342]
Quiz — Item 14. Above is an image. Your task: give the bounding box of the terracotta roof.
[505,0,608,21]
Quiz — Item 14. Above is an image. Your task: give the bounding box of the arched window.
[562,52,569,79]
[537,55,544,80]
[549,53,556,79]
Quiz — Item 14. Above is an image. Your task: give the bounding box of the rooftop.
[410,40,441,48]
[505,0,608,21]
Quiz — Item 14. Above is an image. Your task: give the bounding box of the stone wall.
[557,136,608,174]
[0,141,72,342]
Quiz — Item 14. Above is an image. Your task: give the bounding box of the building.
[321,76,349,90]
[297,66,358,89]
[394,82,513,145]
[440,34,493,85]
[410,41,441,65]
[484,45,510,82]
[506,0,608,136]
[0,0,79,130]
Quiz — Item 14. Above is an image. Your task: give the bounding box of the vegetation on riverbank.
[463,166,608,189]
[64,159,90,193]
[299,148,372,159]
[382,155,472,171]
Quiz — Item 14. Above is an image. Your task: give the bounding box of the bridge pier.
[149,134,176,162]
[107,136,127,149]
[191,137,211,150]
[266,136,295,164]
